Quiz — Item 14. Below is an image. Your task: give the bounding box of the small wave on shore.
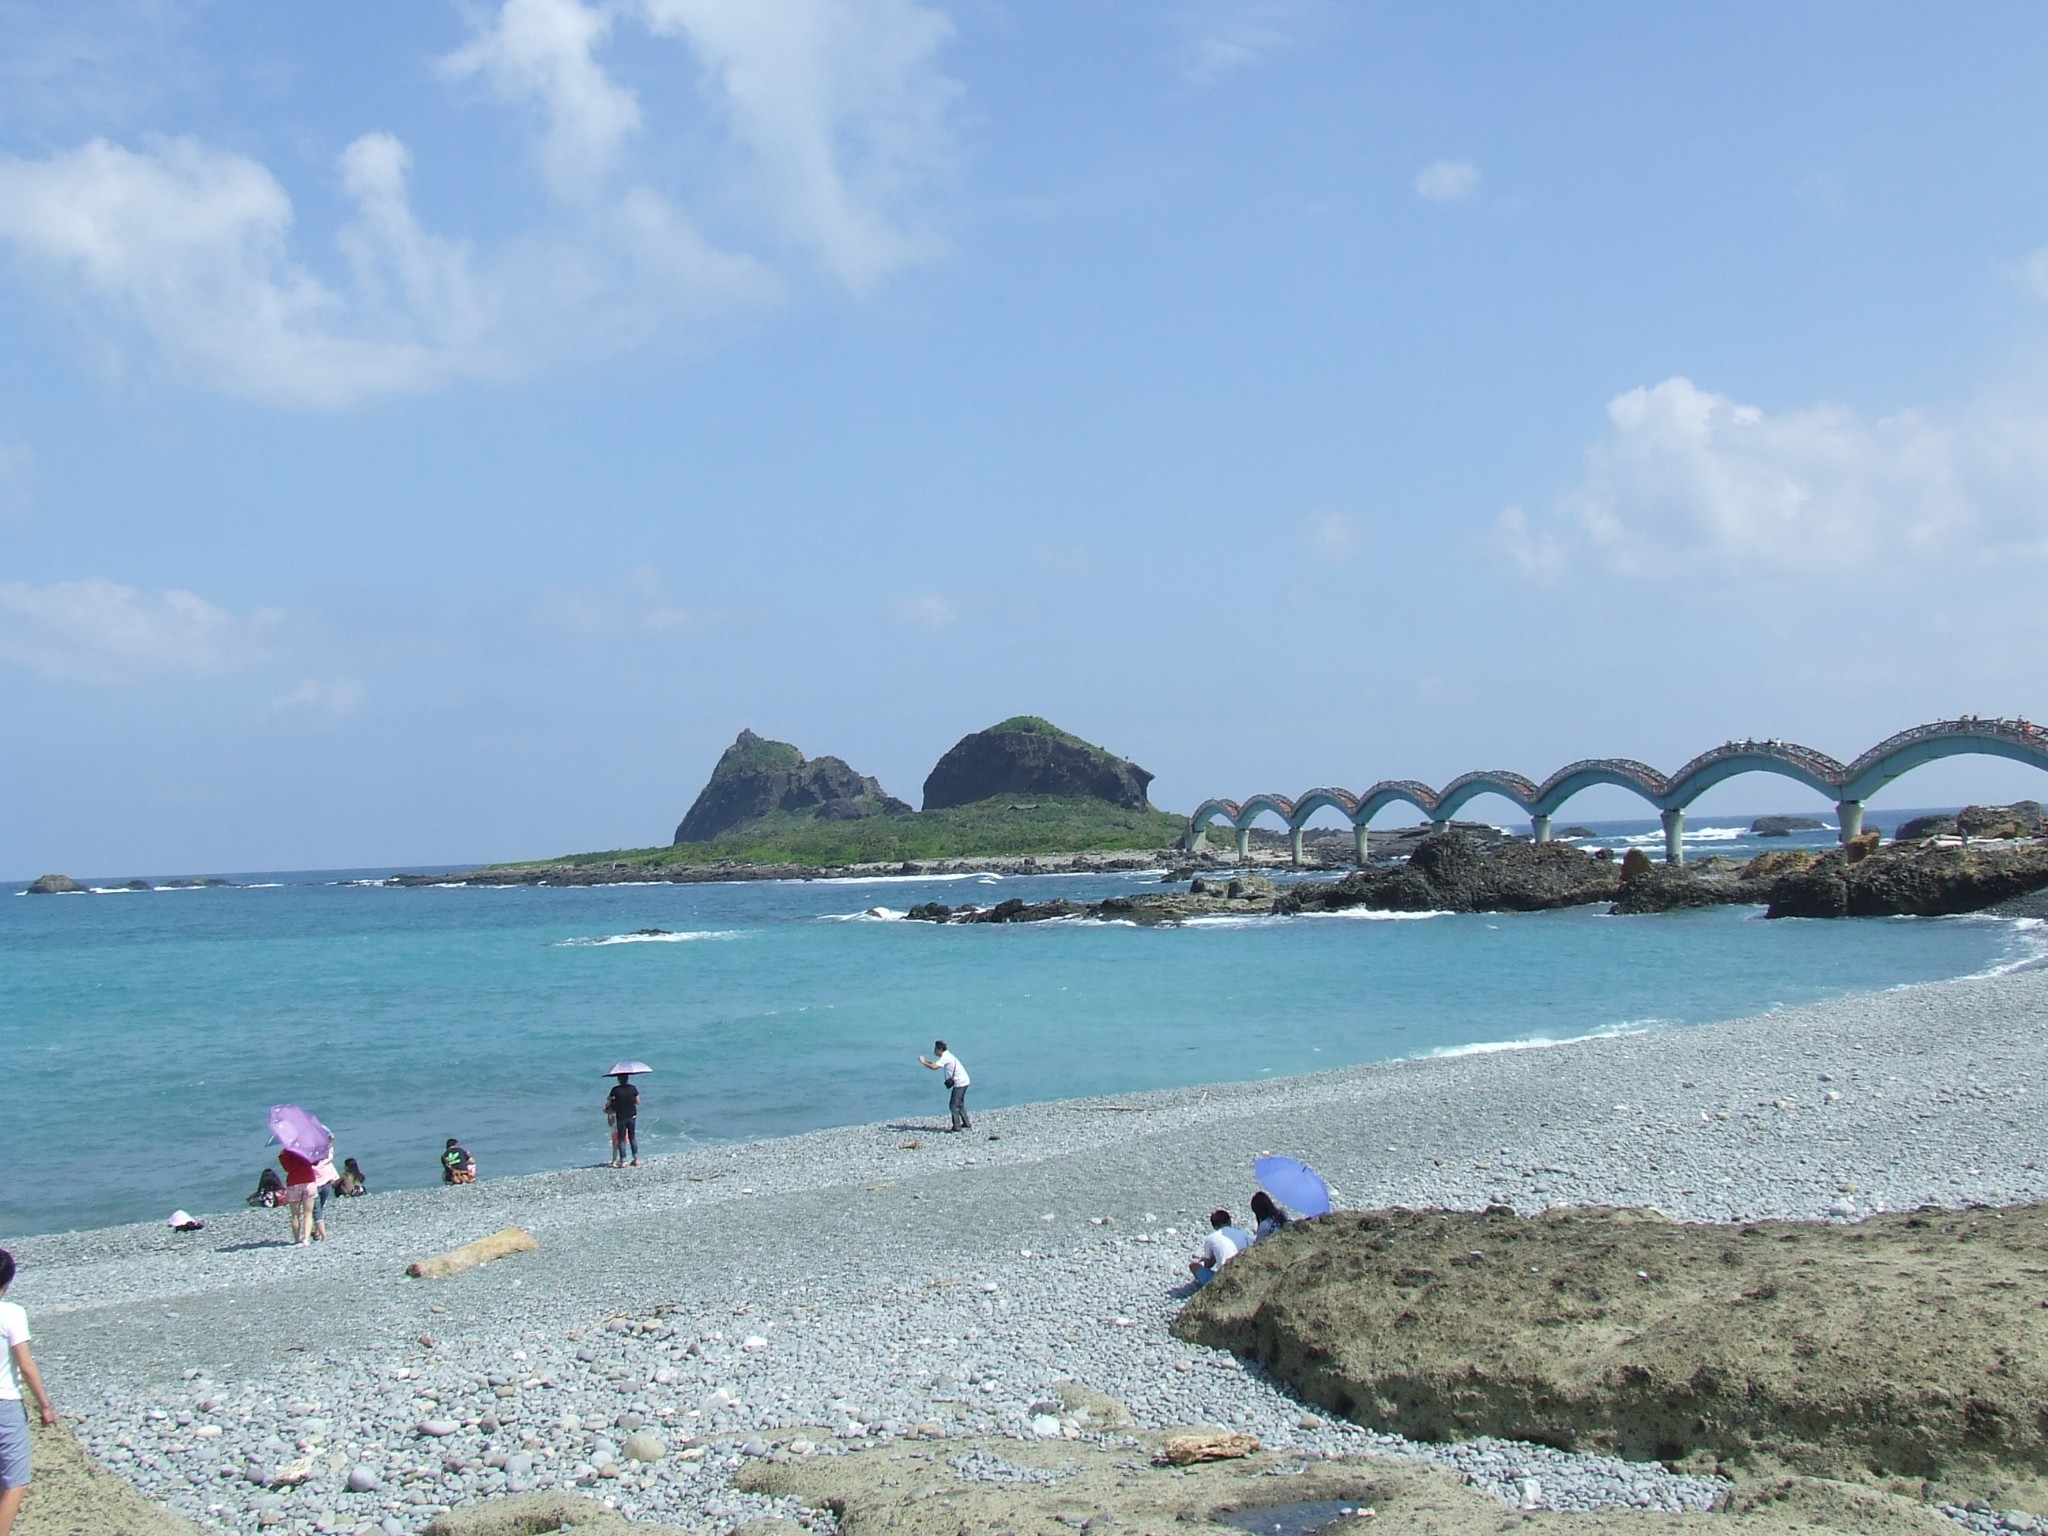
[1425,1018,1663,1058]
[819,907,907,922]
[553,929,744,947]
[1181,908,1451,929]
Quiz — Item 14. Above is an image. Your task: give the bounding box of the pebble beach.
[13,958,2048,1535]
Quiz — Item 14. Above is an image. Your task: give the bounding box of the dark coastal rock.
[673,730,909,844]
[1554,825,1597,840]
[1894,813,1958,842]
[1895,801,2048,842]
[922,717,1153,812]
[160,876,232,887]
[26,873,82,894]
[123,878,152,891]
[905,897,1080,924]
[1608,856,1773,915]
[1273,832,1622,916]
[1766,839,2048,919]
[1751,814,1826,837]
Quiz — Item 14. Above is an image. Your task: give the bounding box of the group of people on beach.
[1187,1191,1290,1286]
[246,1152,367,1243]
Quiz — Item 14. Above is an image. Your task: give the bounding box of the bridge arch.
[1838,719,2048,804]
[1432,770,1541,823]
[1661,742,1844,809]
[1529,759,1667,818]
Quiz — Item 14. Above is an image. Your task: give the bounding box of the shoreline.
[13,960,2048,1534]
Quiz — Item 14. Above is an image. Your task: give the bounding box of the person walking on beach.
[0,1249,60,1536]
[918,1040,971,1131]
[605,1074,640,1167]
[278,1147,320,1245]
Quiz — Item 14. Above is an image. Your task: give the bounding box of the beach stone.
[622,1432,666,1462]
[739,1436,771,1457]
[417,1419,459,1437]
[1029,1414,1062,1438]
[346,1464,383,1492]
[1158,1431,1259,1465]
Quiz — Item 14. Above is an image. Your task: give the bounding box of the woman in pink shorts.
[278,1150,319,1245]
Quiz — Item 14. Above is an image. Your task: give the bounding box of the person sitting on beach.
[1249,1190,1289,1241]
[246,1168,284,1208]
[604,1074,640,1168]
[441,1139,477,1185]
[0,1248,61,1536]
[334,1157,367,1196]
[1188,1209,1251,1286]
[278,1149,319,1245]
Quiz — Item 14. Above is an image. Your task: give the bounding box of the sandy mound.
[737,1432,1961,1534]
[1176,1203,2048,1508]
[17,1418,198,1536]
[421,1491,691,1534]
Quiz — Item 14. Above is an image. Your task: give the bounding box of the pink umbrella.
[268,1104,332,1162]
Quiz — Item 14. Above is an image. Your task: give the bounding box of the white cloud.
[274,676,365,720]
[1492,376,2048,584]
[0,0,956,406]
[637,0,958,291]
[1175,0,1326,87]
[1302,510,1360,561]
[2019,245,2048,301]
[438,0,643,201]
[888,592,957,628]
[1414,159,1480,204]
[0,135,502,406]
[0,577,281,684]
[534,566,703,635]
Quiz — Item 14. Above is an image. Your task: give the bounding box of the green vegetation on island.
[518,794,1186,871]
[469,718,1181,876]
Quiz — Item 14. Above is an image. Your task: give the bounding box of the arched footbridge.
[1188,718,2048,867]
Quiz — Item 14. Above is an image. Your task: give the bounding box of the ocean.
[3,814,2039,1238]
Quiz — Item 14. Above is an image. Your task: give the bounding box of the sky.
[3,0,2047,875]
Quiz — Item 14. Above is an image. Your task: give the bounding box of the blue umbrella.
[1254,1155,1332,1217]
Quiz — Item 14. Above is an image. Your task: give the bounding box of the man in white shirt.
[917,1039,972,1131]
[1188,1209,1249,1286]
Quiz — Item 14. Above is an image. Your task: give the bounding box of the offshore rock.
[1608,855,1772,915]
[1767,838,2048,918]
[674,729,909,844]
[1273,831,1622,916]
[1896,801,2048,842]
[26,873,82,894]
[1751,815,1826,837]
[922,716,1154,812]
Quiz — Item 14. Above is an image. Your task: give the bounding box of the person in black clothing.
[605,1074,640,1167]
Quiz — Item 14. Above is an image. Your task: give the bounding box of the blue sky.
[3,0,2047,873]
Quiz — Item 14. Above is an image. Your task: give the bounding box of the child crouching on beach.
[0,1248,59,1536]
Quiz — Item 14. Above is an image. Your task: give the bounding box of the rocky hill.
[922,717,1154,812]
[673,730,909,844]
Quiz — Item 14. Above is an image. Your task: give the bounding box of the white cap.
[168,1210,194,1228]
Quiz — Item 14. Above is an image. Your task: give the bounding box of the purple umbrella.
[1254,1155,1333,1217]
[268,1104,332,1163]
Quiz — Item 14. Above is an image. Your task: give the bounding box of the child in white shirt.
[0,1247,58,1536]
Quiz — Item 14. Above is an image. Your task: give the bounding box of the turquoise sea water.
[3,816,2040,1238]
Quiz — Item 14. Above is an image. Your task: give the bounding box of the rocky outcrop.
[1895,801,2048,842]
[26,873,82,894]
[1766,838,2048,918]
[1273,831,1622,916]
[673,730,909,844]
[1751,815,1826,837]
[922,717,1153,812]
[1176,1202,2048,1501]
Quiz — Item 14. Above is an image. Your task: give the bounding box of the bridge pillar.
[1531,814,1553,844]
[1288,827,1304,868]
[1428,819,1450,837]
[1835,800,1865,845]
[1661,808,1685,865]
[1234,826,1250,863]
[1186,824,1207,854]
[1353,822,1369,866]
